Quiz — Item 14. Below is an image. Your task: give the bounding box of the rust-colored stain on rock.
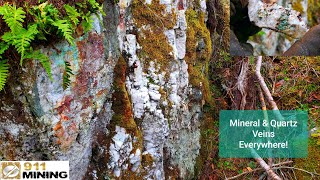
[56,95,73,114]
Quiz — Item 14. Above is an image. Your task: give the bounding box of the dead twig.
[226,161,293,180]
[272,166,320,177]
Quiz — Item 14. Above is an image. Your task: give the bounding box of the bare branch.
[273,166,320,177]
[254,156,282,180]
[227,161,293,180]
[254,57,282,180]
[256,56,279,110]
[258,85,274,172]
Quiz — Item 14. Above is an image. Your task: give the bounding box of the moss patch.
[185,8,213,106]
[292,0,304,14]
[131,0,176,68]
[271,56,320,178]
[307,0,320,26]
[111,55,137,132]
[294,138,320,178]
[106,55,144,178]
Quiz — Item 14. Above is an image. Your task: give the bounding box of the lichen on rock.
[0,0,216,179]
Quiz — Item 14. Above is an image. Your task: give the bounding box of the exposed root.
[236,59,249,110]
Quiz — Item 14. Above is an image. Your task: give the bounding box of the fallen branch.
[227,161,293,180]
[254,57,282,180]
[256,56,279,110]
[273,166,320,177]
[254,156,282,180]
[257,85,273,171]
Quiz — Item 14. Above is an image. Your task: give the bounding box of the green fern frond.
[0,60,9,91]
[52,20,74,45]
[88,0,105,16]
[25,50,52,80]
[0,4,26,33]
[0,42,9,59]
[63,61,74,90]
[82,12,94,33]
[2,24,39,65]
[64,4,80,26]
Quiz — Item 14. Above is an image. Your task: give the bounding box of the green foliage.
[0,41,10,91]
[29,2,60,40]
[64,4,80,26]
[81,12,94,33]
[63,61,74,90]
[0,4,25,33]
[0,0,105,91]
[0,42,9,58]
[0,60,9,91]
[2,24,39,65]
[25,49,53,80]
[52,20,74,45]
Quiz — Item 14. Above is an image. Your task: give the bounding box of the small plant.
[0,60,9,91]
[63,61,74,90]
[0,1,104,91]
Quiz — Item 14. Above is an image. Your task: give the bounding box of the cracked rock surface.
[0,0,212,179]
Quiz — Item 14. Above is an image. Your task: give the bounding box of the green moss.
[107,56,145,178]
[111,56,137,132]
[185,8,213,106]
[131,0,176,68]
[270,56,320,179]
[277,14,290,31]
[308,0,320,26]
[292,0,304,13]
[294,138,320,178]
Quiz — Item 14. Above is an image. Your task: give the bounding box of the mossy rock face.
[110,55,144,140]
[185,7,213,107]
[131,0,176,69]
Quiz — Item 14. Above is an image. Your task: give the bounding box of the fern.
[2,24,39,65]
[0,4,25,33]
[52,20,74,45]
[0,42,9,59]
[0,60,9,91]
[88,0,105,16]
[25,50,52,80]
[82,12,94,33]
[64,5,80,26]
[0,1,105,91]
[63,61,74,90]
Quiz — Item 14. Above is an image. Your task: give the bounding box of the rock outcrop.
[0,0,213,179]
